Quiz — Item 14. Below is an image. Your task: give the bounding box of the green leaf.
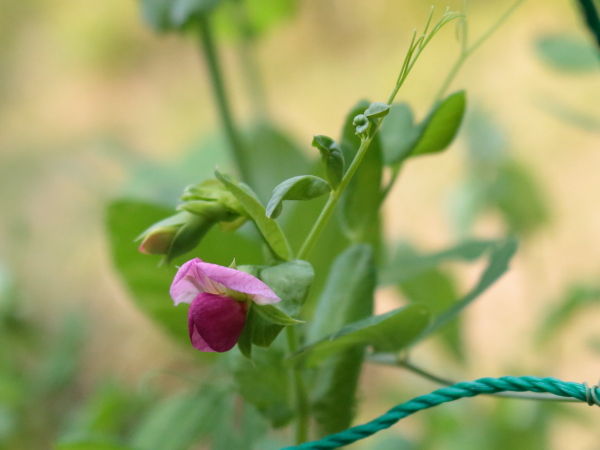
[421,238,518,340]
[106,199,261,343]
[536,284,600,345]
[308,244,376,435]
[410,90,466,157]
[232,347,293,427]
[397,256,463,362]
[59,381,150,442]
[239,260,313,353]
[215,170,292,261]
[298,304,430,366]
[308,245,376,341]
[311,135,345,189]
[380,103,421,165]
[130,386,223,450]
[535,33,600,73]
[490,161,549,235]
[266,175,330,219]
[364,102,390,119]
[379,239,498,286]
[253,304,303,326]
[339,100,384,246]
[259,260,314,316]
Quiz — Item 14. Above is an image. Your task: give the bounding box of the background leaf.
[410,91,466,157]
[307,244,376,435]
[231,347,293,427]
[535,33,599,72]
[421,238,518,340]
[130,386,223,450]
[535,283,600,345]
[299,304,430,366]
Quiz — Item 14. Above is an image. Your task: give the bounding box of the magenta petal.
[188,293,247,352]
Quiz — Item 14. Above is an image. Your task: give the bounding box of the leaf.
[215,170,292,261]
[379,239,498,286]
[130,386,223,450]
[364,102,390,119]
[380,103,421,165]
[259,260,314,316]
[106,199,261,343]
[535,33,599,73]
[311,135,345,188]
[410,90,466,157]
[266,176,330,219]
[59,381,150,442]
[490,161,549,235]
[398,262,464,362]
[308,245,376,341]
[238,260,313,353]
[297,304,430,366]
[535,284,600,345]
[231,347,293,427]
[339,100,384,246]
[253,304,303,326]
[307,245,376,435]
[420,238,518,340]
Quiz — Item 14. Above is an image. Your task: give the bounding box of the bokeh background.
[1,0,599,448]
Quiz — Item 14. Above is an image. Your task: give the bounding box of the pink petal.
[170,258,222,305]
[170,258,280,306]
[195,260,280,305]
[188,293,247,352]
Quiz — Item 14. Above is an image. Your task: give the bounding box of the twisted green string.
[283,376,599,450]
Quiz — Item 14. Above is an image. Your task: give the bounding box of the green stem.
[434,0,525,102]
[368,354,579,403]
[297,132,377,259]
[198,15,251,182]
[287,327,310,443]
[231,0,269,119]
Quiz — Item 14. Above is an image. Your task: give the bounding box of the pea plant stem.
[297,133,376,260]
[286,327,310,443]
[198,15,251,182]
[434,0,525,102]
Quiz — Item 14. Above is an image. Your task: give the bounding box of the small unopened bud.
[137,212,213,261]
[353,114,370,136]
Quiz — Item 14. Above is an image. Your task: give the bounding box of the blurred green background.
[1,0,599,448]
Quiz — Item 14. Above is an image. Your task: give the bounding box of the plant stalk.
[287,327,310,443]
[198,15,251,182]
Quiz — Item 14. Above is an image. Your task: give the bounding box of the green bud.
[353,114,370,136]
[137,211,213,262]
[364,102,390,120]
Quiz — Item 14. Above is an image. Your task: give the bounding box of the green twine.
[283,376,599,450]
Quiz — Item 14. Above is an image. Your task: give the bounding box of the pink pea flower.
[170,258,281,352]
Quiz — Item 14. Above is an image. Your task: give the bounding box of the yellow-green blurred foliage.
[0,0,599,448]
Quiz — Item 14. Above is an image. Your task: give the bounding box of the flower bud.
[137,211,213,262]
[353,114,370,136]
